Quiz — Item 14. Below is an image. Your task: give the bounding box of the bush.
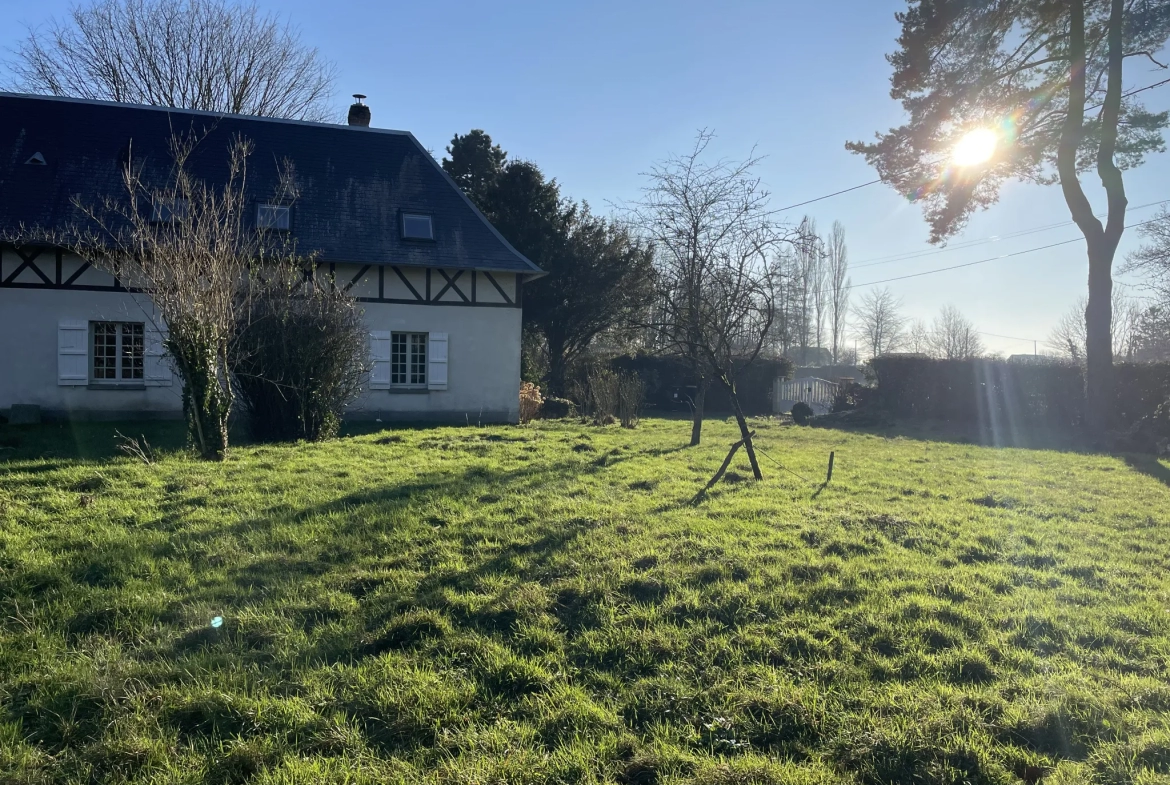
[606,355,793,414]
[541,397,576,419]
[616,372,646,429]
[831,382,872,413]
[583,366,620,425]
[519,383,544,424]
[791,401,814,425]
[233,275,367,442]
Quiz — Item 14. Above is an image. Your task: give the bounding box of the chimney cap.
[347,95,371,127]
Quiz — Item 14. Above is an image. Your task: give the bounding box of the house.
[0,93,543,423]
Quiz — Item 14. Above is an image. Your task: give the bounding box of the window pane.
[121,323,144,380]
[410,334,427,385]
[93,322,116,380]
[391,333,407,385]
[258,204,291,231]
[151,197,188,222]
[402,214,433,240]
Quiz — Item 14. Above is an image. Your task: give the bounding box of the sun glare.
[952,128,998,166]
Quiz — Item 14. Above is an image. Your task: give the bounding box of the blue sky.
[4,0,1170,355]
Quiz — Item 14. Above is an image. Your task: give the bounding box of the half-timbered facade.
[0,93,543,422]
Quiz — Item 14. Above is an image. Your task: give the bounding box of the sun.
[952,128,998,167]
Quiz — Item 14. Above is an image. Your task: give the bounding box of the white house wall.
[0,287,180,419]
[1,249,524,423]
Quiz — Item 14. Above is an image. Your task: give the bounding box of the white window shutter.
[144,325,172,386]
[428,332,448,390]
[370,331,391,390]
[58,320,89,386]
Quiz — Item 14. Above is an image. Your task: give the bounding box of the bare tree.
[907,319,931,355]
[7,0,337,121]
[929,305,984,359]
[1048,292,1142,362]
[791,216,820,358]
[825,220,850,363]
[1124,206,1170,301]
[853,287,906,360]
[633,130,812,476]
[44,132,305,459]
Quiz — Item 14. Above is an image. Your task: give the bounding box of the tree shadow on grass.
[153,450,643,599]
[1122,454,1170,490]
[810,416,1099,454]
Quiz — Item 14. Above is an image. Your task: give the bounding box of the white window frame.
[257,203,291,231]
[91,321,145,384]
[401,213,434,241]
[391,332,428,387]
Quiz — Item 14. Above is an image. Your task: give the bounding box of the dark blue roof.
[0,93,542,274]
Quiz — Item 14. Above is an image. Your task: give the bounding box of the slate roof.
[0,93,543,275]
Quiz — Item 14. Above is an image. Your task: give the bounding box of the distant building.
[783,346,834,366]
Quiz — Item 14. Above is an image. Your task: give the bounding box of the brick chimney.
[347,94,371,127]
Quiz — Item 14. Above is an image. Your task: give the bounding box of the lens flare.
[952,128,998,166]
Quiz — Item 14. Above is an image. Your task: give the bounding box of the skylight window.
[257,204,291,231]
[150,197,189,223]
[402,213,434,241]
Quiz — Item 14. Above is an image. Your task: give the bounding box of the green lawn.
[1,417,1169,784]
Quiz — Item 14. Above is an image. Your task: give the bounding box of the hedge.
[868,356,1170,429]
[606,355,794,416]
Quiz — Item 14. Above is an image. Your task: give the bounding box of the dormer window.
[151,197,189,223]
[257,204,291,231]
[402,213,434,241]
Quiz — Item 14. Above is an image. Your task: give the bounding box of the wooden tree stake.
[691,430,756,505]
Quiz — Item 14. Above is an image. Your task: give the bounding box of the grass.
[1,416,1169,784]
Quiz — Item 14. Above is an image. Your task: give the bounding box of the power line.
[979,330,1043,343]
[773,77,1170,215]
[849,198,1170,270]
[774,179,883,213]
[846,216,1164,291]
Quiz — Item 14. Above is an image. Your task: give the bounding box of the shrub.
[542,397,576,419]
[519,383,544,424]
[584,366,620,425]
[233,274,367,442]
[831,382,872,413]
[608,355,793,414]
[791,402,815,425]
[617,372,646,429]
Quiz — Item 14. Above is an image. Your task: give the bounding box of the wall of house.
[353,301,521,423]
[0,252,523,423]
[0,287,183,419]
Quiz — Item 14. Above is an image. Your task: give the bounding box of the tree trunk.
[689,378,709,447]
[1084,241,1115,435]
[723,377,763,480]
[175,339,231,461]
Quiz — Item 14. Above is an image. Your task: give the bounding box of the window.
[402,213,434,240]
[151,197,188,223]
[92,322,144,383]
[257,204,291,231]
[391,332,427,386]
